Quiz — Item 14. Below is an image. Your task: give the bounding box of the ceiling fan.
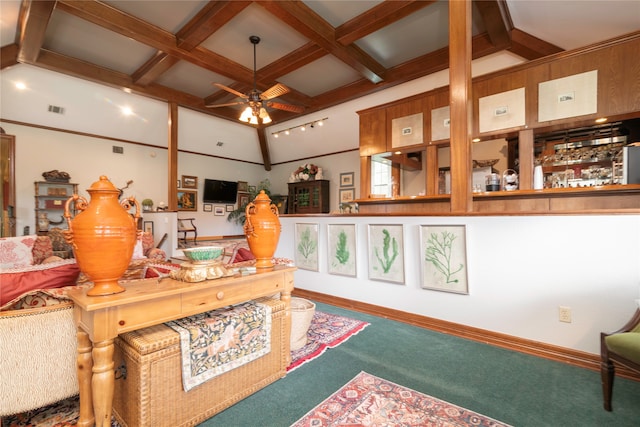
[206,35,304,124]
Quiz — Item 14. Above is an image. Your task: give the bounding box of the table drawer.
[181,282,252,314]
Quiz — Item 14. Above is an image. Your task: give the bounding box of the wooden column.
[168,102,178,210]
[426,144,439,195]
[449,0,473,213]
[518,129,534,190]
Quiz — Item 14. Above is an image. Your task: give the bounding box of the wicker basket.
[112,297,287,427]
[290,297,316,351]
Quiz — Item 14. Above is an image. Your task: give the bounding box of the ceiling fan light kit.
[208,35,304,125]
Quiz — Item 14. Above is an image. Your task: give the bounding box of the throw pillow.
[0,235,37,269]
[32,236,54,264]
[233,247,255,263]
[0,259,81,306]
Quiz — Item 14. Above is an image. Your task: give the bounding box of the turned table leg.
[92,339,116,427]
[76,328,95,427]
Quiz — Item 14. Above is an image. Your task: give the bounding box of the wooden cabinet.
[287,180,330,214]
[34,181,78,233]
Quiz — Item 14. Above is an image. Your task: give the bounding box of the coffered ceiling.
[1,1,638,166]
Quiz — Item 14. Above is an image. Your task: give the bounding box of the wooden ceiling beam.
[175,1,251,51]
[131,52,180,86]
[56,0,254,85]
[509,28,563,60]
[256,127,271,171]
[1,44,19,70]
[336,1,436,45]
[258,0,386,84]
[474,0,512,49]
[17,0,56,63]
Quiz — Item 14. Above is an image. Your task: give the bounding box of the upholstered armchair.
[600,306,640,411]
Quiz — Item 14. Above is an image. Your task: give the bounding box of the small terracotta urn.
[244,190,281,270]
[64,175,140,296]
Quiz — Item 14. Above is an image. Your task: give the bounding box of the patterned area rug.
[291,371,512,427]
[288,310,370,372]
[2,310,367,426]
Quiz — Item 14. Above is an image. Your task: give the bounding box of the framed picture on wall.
[182,175,198,189]
[295,223,319,271]
[214,206,225,216]
[177,190,197,211]
[340,172,354,187]
[327,224,357,277]
[367,224,404,284]
[143,221,154,237]
[419,225,468,294]
[203,203,212,212]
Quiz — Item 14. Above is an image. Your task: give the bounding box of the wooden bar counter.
[67,265,296,427]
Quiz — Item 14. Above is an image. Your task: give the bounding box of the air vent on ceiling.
[48,105,65,114]
[112,146,124,154]
[216,141,224,147]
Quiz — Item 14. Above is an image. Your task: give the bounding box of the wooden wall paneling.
[596,38,640,117]
[425,88,451,144]
[385,98,425,151]
[525,63,549,126]
[473,197,550,213]
[473,69,529,136]
[518,129,534,190]
[358,108,386,156]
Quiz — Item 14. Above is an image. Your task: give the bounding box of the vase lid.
[254,190,271,202]
[87,175,118,193]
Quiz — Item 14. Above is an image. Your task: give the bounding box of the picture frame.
[339,188,355,203]
[226,204,234,212]
[203,203,212,212]
[238,193,250,207]
[237,181,248,192]
[214,206,225,216]
[270,194,288,214]
[340,172,354,187]
[143,221,154,236]
[368,224,404,284]
[177,190,197,211]
[248,185,256,193]
[295,223,319,271]
[419,225,468,294]
[177,179,181,188]
[181,175,198,189]
[327,224,357,277]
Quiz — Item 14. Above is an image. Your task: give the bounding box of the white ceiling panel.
[44,11,156,75]
[103,0,208,33]
[155,61,232,98]
[278,55,362,97]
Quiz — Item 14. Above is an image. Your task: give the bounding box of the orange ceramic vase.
[244,190,281,270]
[64,175,140,296]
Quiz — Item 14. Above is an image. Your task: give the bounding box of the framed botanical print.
[177,190,197,211]
[367,224,404,284]
[295,223,319,271]
[419,225,468,294]
[327,224,357,277]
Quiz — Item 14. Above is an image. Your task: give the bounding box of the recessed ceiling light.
[121,106,133,116]
[15,82,26,90]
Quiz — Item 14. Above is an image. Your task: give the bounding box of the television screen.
[203,179,238,204]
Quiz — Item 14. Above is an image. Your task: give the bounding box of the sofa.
[0,232,169,415]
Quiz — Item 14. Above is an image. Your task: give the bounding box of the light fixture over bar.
[271,117,328,138]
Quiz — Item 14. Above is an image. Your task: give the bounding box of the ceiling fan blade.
[267,101,305,113]
[260,83,290,100]
[213,83,248,99]
[205,101,246,108]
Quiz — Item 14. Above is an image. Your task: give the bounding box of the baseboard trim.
[292,289,640,382]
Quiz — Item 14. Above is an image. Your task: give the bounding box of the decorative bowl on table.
[182,246,224,264]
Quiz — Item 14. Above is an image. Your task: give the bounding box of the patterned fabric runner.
[166,300,271,391]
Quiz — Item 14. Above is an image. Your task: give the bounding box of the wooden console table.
[67,265,296,427]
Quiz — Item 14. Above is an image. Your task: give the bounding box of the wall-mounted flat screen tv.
[203,179,238,204]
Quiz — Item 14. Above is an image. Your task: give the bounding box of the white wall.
[277,215,640,355]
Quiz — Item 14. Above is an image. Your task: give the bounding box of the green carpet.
[200,302,640,427]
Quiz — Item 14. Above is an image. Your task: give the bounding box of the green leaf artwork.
[425,231,464,283]
[335,230,350,265]
[297,227,317,259]
[374,228,398,274]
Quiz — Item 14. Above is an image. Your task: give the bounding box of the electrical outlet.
[559,306,572,323]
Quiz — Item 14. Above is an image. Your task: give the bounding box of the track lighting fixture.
[271,117,328,138]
